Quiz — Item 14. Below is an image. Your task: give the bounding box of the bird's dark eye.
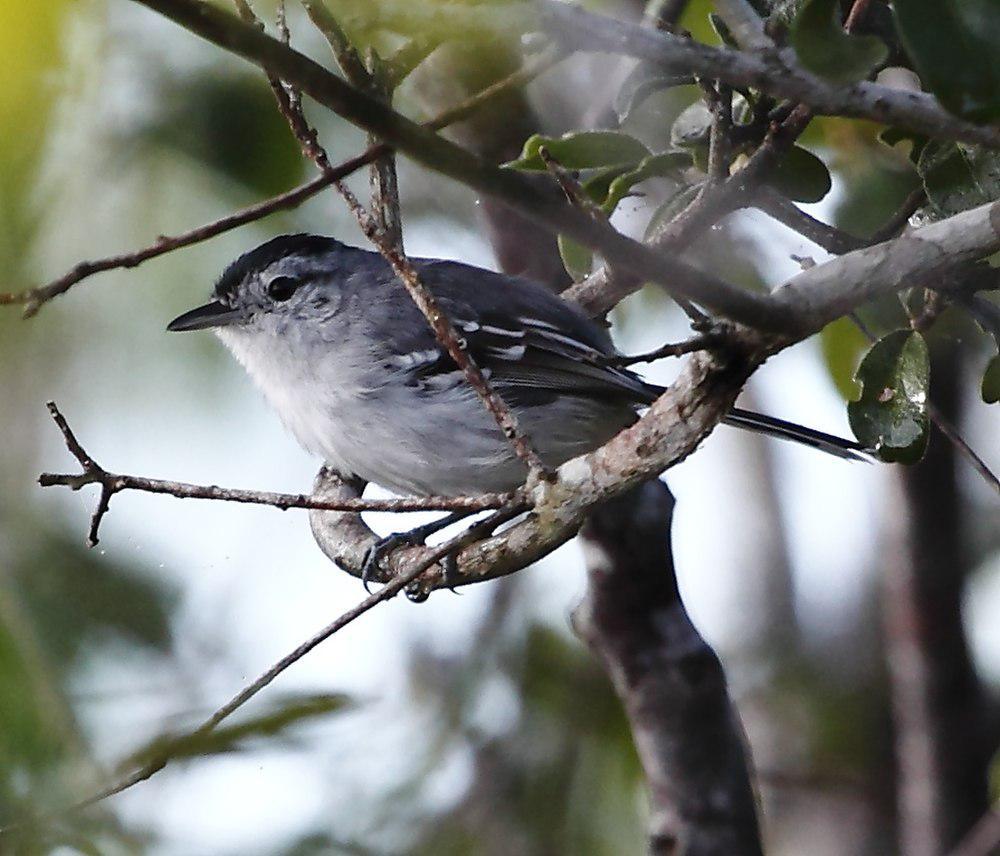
[267,276,299,302]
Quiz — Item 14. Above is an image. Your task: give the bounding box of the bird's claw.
[361,531,421,592]
[360,511,476,593]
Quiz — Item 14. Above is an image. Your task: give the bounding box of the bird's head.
[167,234,353,339]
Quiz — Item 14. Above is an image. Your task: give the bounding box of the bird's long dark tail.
[722,407,869,461]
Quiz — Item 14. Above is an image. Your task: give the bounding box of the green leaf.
[670,101,713,150]
[917,141,1000,218]
[644,183,703,241]
[614,63,691,123]
[893,0,1000,122]
[848,329,930,463]
[503,131,651,171]
[983,354,1000,404]
[791,0,888,83]
[602,151,691,213]
[878,127,928,165]
[819,316,868,400]
[558,234,593,281]
[579,164,637,207]
[767,145,832,203]
[124,693,353,768]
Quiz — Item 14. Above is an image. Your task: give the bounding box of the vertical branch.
[883,344,991,856]
[364,50,404,251]
[576,480,763,855]
[303,0,404,251]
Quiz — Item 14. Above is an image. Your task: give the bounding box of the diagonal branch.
[127,0,790,331]
[301,0,405,249]
[0,45,563,316]
[770,201,1000,333]
[2,503,521,829]
[311,197,1000,593]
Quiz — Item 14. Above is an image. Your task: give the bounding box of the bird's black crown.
[214,234,342,301]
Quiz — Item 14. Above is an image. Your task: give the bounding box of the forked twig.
[40,402,513,547]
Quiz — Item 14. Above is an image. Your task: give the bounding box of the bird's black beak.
[167,301,242,332]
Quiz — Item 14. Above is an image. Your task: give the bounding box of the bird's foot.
[361,530,418,592]
[360,511,474,592]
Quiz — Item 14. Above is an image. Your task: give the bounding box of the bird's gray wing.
[377,260,658,407]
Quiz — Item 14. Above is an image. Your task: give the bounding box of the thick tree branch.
[310,338,765,598]
[539,2,1000,149]
[576,480,763,855]
[308,197,1000,594]
[770,201,1000,332]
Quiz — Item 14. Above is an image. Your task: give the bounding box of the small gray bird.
[168,234,863,496]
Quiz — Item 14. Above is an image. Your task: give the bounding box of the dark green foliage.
[791,0,888,84]
[894,0,1000,122]
[848,330,930,463]
[136,73,304,196]
[917,142,1000,219]
[768,145,832,203]
[982,354,1000,404]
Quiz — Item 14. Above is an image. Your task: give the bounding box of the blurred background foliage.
[0,1,997,854]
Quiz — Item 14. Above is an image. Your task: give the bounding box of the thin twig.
[301,0,370,85]
[538,146,605,220]
[0,172,335,316]
[607,331,728,365]
[703,81,733,183]
[40,402,511,547]
[927,403,1000,496]
[301,0,404,249]
[0,47,564,315]
[754,186,866,255]
[868,187,927,245]
[343,183,554,479]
